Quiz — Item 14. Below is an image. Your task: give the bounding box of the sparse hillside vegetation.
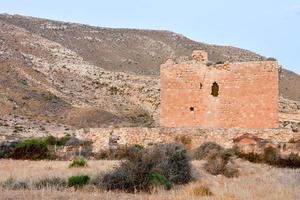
[0,13,299,132]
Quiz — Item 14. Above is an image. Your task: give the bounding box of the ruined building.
[160,51,279,128]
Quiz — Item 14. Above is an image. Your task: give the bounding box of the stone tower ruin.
[160,50,279,128]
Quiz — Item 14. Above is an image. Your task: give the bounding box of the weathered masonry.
[160,50,279,128]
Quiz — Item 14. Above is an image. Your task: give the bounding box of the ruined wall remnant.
[160,50,279,128]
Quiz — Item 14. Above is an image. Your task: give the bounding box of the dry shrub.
[102,143,191,193]
[96,144,144,160]
[90,173,105,187]
[234,146,300,168]
[193,142,238,177]
[2,178,29,190]
[278,153,300,168]
[193,185,213,196]
[193,142,224,160]
[34,177,66,190]
[204,149,238,178]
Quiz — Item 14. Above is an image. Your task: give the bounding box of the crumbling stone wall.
[74,127,296,153]
[160,51,279,128]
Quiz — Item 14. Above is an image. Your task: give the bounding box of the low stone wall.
[71,127,298,153]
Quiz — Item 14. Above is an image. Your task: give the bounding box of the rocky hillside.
[0,14,299,130]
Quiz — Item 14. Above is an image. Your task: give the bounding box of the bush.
[2,178,29,190]
[193,185,213,196]
[278,153,300,168]
[193,142,224,160]
[149,172,172,190]
[233,148,263,163]
[204,148,238,178]
[90,174,105,187]
[102,167,135,192]
[162,145,191,184]
[44,135,71,146]
[102,143,191,193]
[9,139,50,160]
[263,147,278,165]
[234,146,300,168]
[34,177,66,190]
[96,144,144,160]
[267,57,277,61]
[69,159,88,168]
[67,175,90,188]
[193,142,238,177]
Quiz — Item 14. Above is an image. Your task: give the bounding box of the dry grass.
[0,159,118,182]
[0,159,299,200]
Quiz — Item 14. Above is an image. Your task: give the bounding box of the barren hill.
[0,14,299,130]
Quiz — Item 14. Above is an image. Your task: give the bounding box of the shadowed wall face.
[160,58,279,128]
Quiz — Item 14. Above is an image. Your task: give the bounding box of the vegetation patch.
[193,142,224,160]
[193,185,213,196]
[67,175,90,188]
[34,177,66,190]
[2,178,29,190]
[69,159,88,168]
[193,142,239,178]
[41,91,60,103]
[13,125,24,133]
[102,143,191,193]
[149,172,172,191]
[97,144,144,160]
[44,135,72,146]
[204,149,239,178]
[9,138,50,160]
[234,146,300,168]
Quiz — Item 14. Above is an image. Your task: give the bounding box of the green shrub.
[149,172,172,190]
[67,175,90,188]
[69,159,88,168]
[34,177,66,190]
[9,139,49,160]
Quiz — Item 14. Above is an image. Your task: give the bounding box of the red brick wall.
[160,60,279,128]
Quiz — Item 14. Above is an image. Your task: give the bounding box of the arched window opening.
[211,82,219,97]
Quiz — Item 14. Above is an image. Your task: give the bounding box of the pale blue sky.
[0,0,299,74]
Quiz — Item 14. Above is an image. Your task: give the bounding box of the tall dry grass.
[0,159,299,200]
